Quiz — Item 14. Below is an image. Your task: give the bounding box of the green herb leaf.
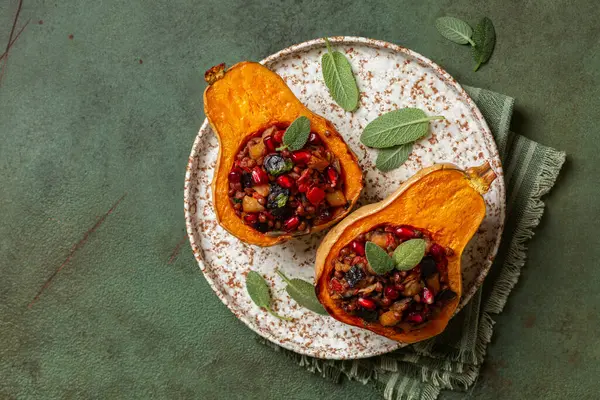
[360,108,444,149]
[393,239,426,271]
[246,271,271,308]
[282,116,311,151]
[321,37,360,112]
[275,193,288,208]
[375,143,413,172]
[277,270,328,315]
[365,242,396,275]
[472,17,496,71]
[435,16,475,46]
[246,271,292,321]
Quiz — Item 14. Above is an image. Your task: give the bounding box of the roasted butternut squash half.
[204,62,363,246]
[315,162,497,343]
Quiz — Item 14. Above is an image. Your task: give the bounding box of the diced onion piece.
[248,140,267,160]
[368,231,388,248]
[253,184,270,197]
[379,311,401,326]
[242,196,265,213]
[325,190,347,207]
[308,155,329,171]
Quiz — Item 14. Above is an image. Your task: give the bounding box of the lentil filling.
[328,224,457,328]
[228,124,348,234]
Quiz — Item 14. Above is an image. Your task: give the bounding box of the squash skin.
[204,62,364,246]
[315,163,496,343]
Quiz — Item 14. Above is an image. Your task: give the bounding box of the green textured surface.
[0,0,597,399]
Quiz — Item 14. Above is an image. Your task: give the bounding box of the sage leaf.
[321,37,359,112]
[277,270,328,315]
[393,239,426,271]
[375,143,413,172]
[472,17,496,71]
[365,242,396,275]
[435,16,475,46]
[246,271,270,308]
[360,108,444,148]
[282,116,311,151]
[246,271,292,321]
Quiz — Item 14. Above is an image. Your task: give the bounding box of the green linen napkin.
[261,87,566,400]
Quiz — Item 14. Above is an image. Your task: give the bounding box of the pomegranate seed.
[306,186,326,205]
[430,243,445,260]
[423,287,434,304]
[394,283,405,291]
[395,226,415,240]
[291,150,311,164]
[228,168,242,183]
[263,136,277,152]
[406,312,423,323]
[384,287,400,300]
[283,216,301,231]
[380,297,392,307]
[350,240,365,256]
[297,183,309,193]
[329,279,344,293]
[251,166,269,185]
[274,130,284,143]
[244,213,258,224]
[263,211,274,221]
[308,132,321,145]
[276,174,294,189]
[326,167,339,187]
[357,297,377,310]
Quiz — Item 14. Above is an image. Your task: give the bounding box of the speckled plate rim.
[184,36,506,359]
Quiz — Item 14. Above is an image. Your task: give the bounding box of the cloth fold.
[260,87,566,400]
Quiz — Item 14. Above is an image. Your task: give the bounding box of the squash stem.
[466,162,497,195]
[204,63,226,85]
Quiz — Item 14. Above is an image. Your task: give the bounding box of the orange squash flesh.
[315,163,496,343]
[204,62,364,246]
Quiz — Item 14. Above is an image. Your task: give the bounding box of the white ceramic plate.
[184,37,505,359]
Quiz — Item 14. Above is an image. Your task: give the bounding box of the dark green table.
[1,1,597,398]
